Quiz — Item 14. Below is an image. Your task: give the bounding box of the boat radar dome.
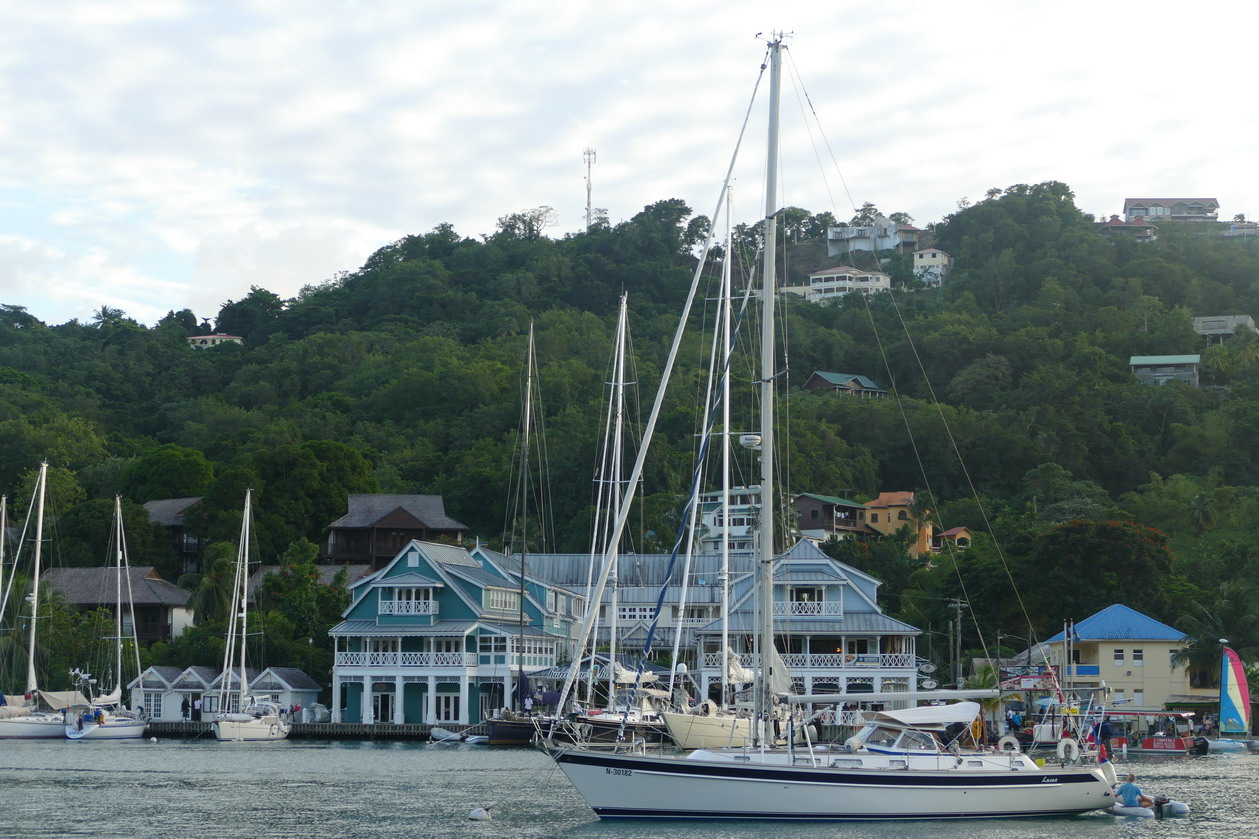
[739,434,762,450]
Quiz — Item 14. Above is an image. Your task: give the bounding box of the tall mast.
[515,323,536,712]
[605,297,628,706]
[720,185,733,709]
[238,490,252,702]
[754,35,783,747]
[114,496,124,697]
[25,462,48,696]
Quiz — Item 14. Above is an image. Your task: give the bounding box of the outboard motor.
[1191,736,1210,755]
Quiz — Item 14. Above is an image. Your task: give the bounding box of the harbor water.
[0,737,1253,838]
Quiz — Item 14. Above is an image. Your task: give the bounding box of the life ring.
[269,724,278,736]
[997,735,1021,752]
[1056,738,1080,762]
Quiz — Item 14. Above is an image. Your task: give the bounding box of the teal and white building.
[328,541,583,724]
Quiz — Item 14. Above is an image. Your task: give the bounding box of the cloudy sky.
[1,1,1254,326]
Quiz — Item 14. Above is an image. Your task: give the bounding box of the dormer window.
[485,588,521,612]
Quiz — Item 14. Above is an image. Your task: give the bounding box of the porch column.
[394,675,405,724]
[361,677,373,724]
[332,674,342,723]
[425,676,437,723]
[459,677,469,725]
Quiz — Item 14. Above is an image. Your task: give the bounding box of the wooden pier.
[145,721,487,741]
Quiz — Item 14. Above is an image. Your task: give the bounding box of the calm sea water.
[0,737,1252,838]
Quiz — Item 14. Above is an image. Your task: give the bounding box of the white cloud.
[0,0,1256,325]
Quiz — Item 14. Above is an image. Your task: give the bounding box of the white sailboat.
[548,35,1114,820]
[0,463,73,739]
[212,490,290,742]
[65,496,147,740]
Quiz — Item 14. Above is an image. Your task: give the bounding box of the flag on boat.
[1219,646,1250,735]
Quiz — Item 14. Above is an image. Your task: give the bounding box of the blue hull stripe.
[557,750,1103,789]
[592,807,1087,821]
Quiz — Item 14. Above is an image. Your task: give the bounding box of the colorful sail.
[1219,646,1250,735]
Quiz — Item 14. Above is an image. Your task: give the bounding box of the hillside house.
[1123,198,1219,224]
[826,217,920,254]
[325,494,469,570]
[41,566,193,642]
[1130,355,1200,387]
[143,497,206,575]
[803,371,887,398]
[783,266,891,301]
[1194,315,1259,345]
[186,333,244,349]
[794,493,871,545]
[912,248,953,285]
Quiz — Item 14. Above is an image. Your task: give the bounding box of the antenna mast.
[583,147,597,230]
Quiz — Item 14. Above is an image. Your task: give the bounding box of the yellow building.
[1039,604,1212,713]
[863,491,932,557]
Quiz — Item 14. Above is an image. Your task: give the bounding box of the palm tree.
[1171,580,1259,683]
[91,305,126,328]
[186,544,237,626]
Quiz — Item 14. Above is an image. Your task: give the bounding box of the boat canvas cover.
[866,701,980,731]
[37,690,92,710]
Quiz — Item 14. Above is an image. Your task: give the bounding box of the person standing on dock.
[181,696,190,721]
[192,697,202,722]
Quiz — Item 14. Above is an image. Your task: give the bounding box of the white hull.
[65,717,147,740]
[552,747,1113,820]
[213,716,290,742]
[0,714,66,739]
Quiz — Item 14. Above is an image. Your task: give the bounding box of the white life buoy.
[997,734,1021,752]
[1056,738,1080,762]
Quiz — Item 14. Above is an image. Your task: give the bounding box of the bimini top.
[865,701,980,731]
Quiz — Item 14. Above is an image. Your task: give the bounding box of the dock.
[145,721,487,741]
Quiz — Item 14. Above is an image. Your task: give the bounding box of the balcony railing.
[336,651,477,668]
[774,601,842,617]
[378,600,439,616]
[702,652,914,669]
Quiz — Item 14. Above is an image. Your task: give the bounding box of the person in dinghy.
[1115,774,1154,809]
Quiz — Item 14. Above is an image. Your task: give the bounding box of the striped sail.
[1220,646,1250,735]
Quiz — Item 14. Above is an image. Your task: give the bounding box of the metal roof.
[329,619,477,637]
[41,567,190,607]
[328,494,468,531]
[1129,355,1200,365]
[699,613,917,635]
[1044,604,1186,642]
[142,497,202,526]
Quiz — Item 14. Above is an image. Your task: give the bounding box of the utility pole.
[583,148,597,230]
[950,599,968,688]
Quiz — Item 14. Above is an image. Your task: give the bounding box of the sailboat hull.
[0,714,66,739]
[551,747,1113,820]
[213,716,291,742]
[65,717,147,740]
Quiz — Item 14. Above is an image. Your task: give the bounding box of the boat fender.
[269,724,278,736]
[469,807,492,821]
[1056,738,1080,762]
[997,735,1020,752]
[844,735,864,753]
[1098,759,1118,786]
